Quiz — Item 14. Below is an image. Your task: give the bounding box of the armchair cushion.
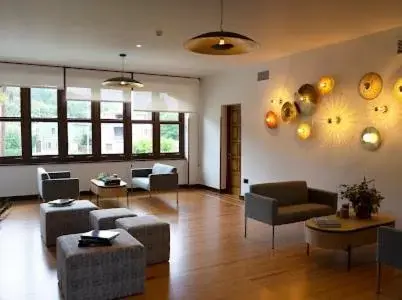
[276,203,334,225]
[132,177,150,191]
[152,163,177,175]
[250,181,308,207]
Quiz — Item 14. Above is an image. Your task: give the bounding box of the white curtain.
[0,63,63,88]
[131,74,199,112]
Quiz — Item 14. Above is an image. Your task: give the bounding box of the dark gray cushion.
[152,163,176,175]
[275,203,334,225]
[250,181,308,206]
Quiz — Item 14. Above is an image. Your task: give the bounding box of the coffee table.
[90,179,129,207]
[305,214,395,270]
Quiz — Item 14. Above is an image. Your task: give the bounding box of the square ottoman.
[40,200,98,247]
[116,215,170,265]
[57,228,145,300]
[90,208,137,230]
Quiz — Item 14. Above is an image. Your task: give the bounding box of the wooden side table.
[90,179,129,207]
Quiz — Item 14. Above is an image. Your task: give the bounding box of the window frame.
[0,87,185,165]
[0,86,23,163]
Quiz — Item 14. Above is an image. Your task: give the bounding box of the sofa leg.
[376,262,382,294]
[244,217,247,238]
[272,226,275,250]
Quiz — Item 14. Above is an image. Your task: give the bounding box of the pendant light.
[102,53,144,88]
[184,0,258,55]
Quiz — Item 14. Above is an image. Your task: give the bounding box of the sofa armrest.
[149,173,178,191]
[377,226,402,269]
[42,178,80,201]
[48,171,71,179]
[245,192,278,226]
[131,168,152,178]
[308,188,338,212]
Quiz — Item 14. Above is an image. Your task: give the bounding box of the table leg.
[96,195,99,207]
[306,243,310,256]
[126,191,129,208]
[347,246,351,271]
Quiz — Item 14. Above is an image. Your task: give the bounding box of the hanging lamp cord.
[121,55,125,77]
[220,0,224,31]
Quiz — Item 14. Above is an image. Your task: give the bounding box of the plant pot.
[355,206,371,219]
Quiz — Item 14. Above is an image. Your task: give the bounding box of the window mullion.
[92,100,101,159]
[153,112,160,158]
[124,100,131,160]
[58,89,67,159]
[21,88,31,161]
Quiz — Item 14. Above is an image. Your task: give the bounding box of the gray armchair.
[376,226,402,294]
[37,167,80,202]
[245,181,337,249]
[131,163,179,206]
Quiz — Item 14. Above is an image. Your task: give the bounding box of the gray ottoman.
[57,228,145,300]
[116,215,170,265]
[90,208,136,230]
[40,200,98,247]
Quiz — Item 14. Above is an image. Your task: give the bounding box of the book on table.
[313,217,341,228]
[48,199,75,207]
[81,230,120,242]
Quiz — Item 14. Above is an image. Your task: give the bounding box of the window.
[0,87,22,158]
[66,87,92,155]
[100,89,124,155]
[0,87,185,164]
[31,88,58,156]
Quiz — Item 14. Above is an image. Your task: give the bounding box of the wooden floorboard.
[0,190,401,300]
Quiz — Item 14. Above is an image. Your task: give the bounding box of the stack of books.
[78,230,120,247]
[313,217,341,228]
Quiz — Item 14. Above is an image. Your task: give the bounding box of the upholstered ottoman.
[57,228,145,300]
[40,200,98,247]
[116,215,170,265]
[90,208,136,230]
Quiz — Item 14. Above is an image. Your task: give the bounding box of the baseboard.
[193,184,226,194]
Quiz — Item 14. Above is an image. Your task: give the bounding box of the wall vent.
[398,40,402,54]
[257,70,270,81]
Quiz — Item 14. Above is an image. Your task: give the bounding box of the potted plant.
[339,177,384,219]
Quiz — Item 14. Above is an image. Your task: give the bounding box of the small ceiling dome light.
[297,123,312,140]
[102,54,144,88]
[265,111,278,129]
[184,0,258,55]
[361,127,382,151]
[317,76,335,95]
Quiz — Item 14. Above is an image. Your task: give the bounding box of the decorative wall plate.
[265,111,278,129]
[297,84,319,104]
[281,102,298,123]
[358,72,383,100]
[317,76,335,95]
[361,127,381,151]
[392,78,402,100]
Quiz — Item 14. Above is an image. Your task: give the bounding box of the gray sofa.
[376,226,402,294]
[37,167,80,202]
[245,181,337,249]
[131,163,179,206]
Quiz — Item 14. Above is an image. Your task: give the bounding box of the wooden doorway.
[226,104,241,196]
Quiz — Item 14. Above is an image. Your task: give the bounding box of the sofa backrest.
[37,167,50,181]
[249,181,308,206]
[152,163,177,175]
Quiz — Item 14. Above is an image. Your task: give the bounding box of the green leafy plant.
[339,177,384,218]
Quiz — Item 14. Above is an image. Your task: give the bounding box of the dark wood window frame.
[0,87,185,165]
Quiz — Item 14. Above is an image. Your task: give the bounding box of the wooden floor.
[0,190,401,300]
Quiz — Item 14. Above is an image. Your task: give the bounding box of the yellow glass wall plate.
[281,102,298,123]
[317,76,335,95]
[392,78,402,100]
[265,111,278,129]
[297,123,312,140]
[358,72,383,100]
[360,126,382,151]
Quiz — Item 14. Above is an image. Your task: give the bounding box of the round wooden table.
[305,214,395,270]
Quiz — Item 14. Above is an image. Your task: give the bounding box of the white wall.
[0,159,190,197]
[201,27,402,217]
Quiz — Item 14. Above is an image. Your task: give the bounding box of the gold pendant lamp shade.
[184,0,258,55]
[102,54,144,89]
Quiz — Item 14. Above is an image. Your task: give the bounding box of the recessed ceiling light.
[136,44,142,48]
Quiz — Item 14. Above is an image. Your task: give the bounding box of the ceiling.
[0,0,401,77]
